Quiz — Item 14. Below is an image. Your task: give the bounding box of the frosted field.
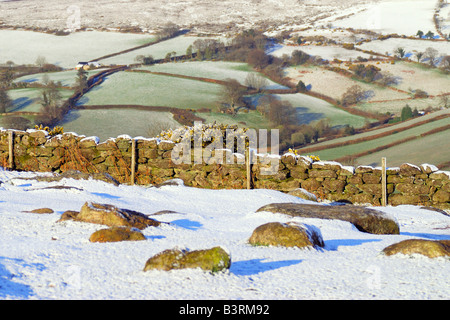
[99,35,226,66]
[297,108,450,148]
[138,61,286,89]
[357,97,443,115]
[285,65,410,101]
[313,116,450,161]
[272,93,372,128]
[14,70,100,87]
[61,108,181,142]
[357,129,450,170]
[6,88,74,113]
[0,30,155,68]
[355,61,450,96]
[269,44,374,62]
[357,38,450,60]
[78,71,222,110]
[331,0,438,37]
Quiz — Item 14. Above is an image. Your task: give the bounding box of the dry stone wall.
[0,129,449,210]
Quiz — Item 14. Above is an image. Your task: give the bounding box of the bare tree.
[219,79,245,114]
[244,73,268,91]
[341,85,372,106]
[35,55,48,68]
[424,47,439,66]
[395,47,406,59]
[158,23,179,40]
[414,51,424,62]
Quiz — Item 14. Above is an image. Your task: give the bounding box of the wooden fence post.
[8,131,14,170]
[131,139,136,185]
[381,157,387,206]
[246,147,251,190]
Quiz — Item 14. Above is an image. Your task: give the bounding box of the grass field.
[273,92,373,128]
[303,116,450,162]
[194,110,271,129]
[137,61,286,89]
[7,87,74,113]
[0,30,156,68]
[61,108,181,142]
[298,108,450,149]
[100,35,225,65]
[286,64,410,101]
[78,71,223,109]
[330,0,438,37]
[356,129,450,170]
[14,69,100,87]
[270,44,374,61]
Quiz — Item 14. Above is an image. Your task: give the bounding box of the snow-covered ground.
[0,168,448,300]
[330,0,438,37]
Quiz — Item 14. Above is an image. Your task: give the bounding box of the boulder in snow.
[382,239,450,259]
[256,203,400,235]
[89,226,146,243]
[143,246,231,273]
[249,222,324,249]
[58,202,160,229]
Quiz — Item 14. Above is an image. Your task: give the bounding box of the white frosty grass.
[357,60,450,96]
[269,44,374,61]
[0,30,156,68]
[14,70,100,87]
[286,64,410,101]
[357,38,450,60]
[194,110,271,130]
[100,35,227,66]
[313,116,450,161]
[331,0,438,37]
[61,108,181,142]
[274,93,372,128]
[78,71,222,109]
[138,61,287,89]
[356,97,442,115]
[0,168,448,300]
[5,88,74,113]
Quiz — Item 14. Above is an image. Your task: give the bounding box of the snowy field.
[0,30,155,68]
[330,0,438,37]
[269,44,374,62]
[0,168,448,300]
[357,38,450,60]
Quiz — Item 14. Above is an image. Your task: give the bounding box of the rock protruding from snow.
[249,222,324,249]
[143,246,231,273]
[89,226,146,243]
[382,239,450,259]
[58,202,160,229]
[288,188,318,202]
[256,203,400,235]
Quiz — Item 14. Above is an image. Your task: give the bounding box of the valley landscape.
[0,0,449,302]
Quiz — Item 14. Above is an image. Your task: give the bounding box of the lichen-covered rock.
[256,203,400,235]
[382,239,450,258]
[288,188,318,202]
[22,208,54,214]
[89,226,146,243]
[58,202,160,229]
[249,222,324,249]
[143,246,231,272]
